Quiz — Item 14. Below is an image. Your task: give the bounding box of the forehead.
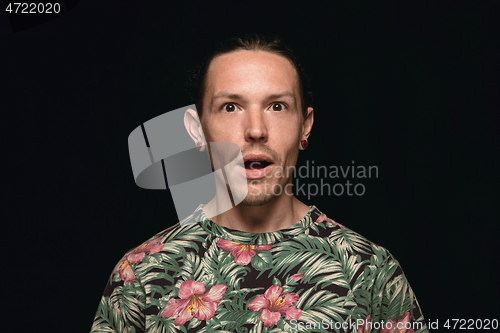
[205,50,300,100]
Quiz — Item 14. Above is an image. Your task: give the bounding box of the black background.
[2,1,499,332]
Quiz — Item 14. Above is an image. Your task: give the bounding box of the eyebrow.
[212,91,296,104]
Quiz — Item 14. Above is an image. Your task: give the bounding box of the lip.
[237,163,274,179]
[238,153,275,180]
[242,153,274,164]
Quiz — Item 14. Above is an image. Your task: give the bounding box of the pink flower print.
[290,273,304,282]
[112,259,135,283]
[381,312,414,333]
[315,213,345,228]
[112,237,164,283]
[217,239,272,265]
[357,315,371,333]
[162,279,227,326]
[248,284,301,327]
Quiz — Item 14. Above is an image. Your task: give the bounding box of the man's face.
[200,50,312,206]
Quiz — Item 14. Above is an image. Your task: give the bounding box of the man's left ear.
[299,107,314,150]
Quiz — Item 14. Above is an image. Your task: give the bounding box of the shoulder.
[309,209,411,292]
[110,210,210,284]
[311,207,396,265]
[135,205,211,249]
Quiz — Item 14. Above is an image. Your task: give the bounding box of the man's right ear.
[184,108,207,152]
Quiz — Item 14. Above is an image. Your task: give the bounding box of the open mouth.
[243,160,272,170]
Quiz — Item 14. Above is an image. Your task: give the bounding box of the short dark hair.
[186,33,313,118]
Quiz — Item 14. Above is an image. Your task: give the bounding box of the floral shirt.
[91,205,429,333]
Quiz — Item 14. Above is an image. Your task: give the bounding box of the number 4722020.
[444,319,498,330]
[5,3,61,14]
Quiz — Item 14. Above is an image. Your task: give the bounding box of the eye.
[222,103,239,113]
[269,102,286,112]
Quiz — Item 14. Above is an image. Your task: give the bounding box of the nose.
[244,106,268,143]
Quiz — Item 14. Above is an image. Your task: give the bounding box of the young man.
[91,34,429,333]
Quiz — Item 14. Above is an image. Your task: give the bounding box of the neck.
[203,192,310,234]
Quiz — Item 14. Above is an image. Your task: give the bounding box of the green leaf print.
[328,228,372,255]
[252,251,273,271]
[270,236,339,278]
